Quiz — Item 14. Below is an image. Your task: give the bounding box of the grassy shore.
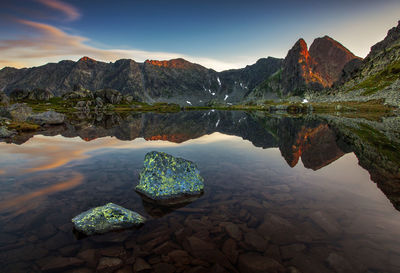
[9,97,396,120]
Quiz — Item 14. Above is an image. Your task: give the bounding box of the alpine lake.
[1,110,400,273]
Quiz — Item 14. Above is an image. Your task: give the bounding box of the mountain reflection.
[1,110,400,211]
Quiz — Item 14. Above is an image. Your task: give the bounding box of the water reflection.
[0,111,400,272]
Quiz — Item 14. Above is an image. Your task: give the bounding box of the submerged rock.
[28,110,65,125]
[136,151,204,204]
[72,203,146,236]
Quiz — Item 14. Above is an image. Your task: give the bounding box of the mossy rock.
[136,151,204,204]
[72,203,146,236]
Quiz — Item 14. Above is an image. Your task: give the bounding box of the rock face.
[309,36,361,86]
[249,36,360,98]
[136,151,204,204]
[72,203,146,236]
[280,37,359,96]
[0,91,9,105]
[28,110,65,125]
[0,126,14,138]
[9,88,54,101]
[340,21,400,94]
[27,88,54,101]
[0,57,282,105]
[94,89,123,105]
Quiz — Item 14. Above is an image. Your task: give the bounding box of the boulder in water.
[136,151,204,204]
[72,203,146,236]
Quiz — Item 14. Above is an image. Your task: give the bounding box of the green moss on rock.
[136,151,204,201]
[72,203,146,235]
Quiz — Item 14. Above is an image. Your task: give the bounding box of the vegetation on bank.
[350,59,400,96]
[6,93,395,120]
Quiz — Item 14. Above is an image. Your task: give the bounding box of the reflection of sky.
[0,132,397,219]
[0,133,238,175]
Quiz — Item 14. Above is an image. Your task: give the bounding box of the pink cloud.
[0,19,246,71]
[36,0,80,21]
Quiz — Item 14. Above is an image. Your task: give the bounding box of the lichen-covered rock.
[72,203,146,236]
[28,110,65,125]
[136,151,204,203]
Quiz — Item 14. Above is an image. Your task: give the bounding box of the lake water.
[1,111,400,273]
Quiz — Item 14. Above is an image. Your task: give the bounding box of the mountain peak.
[145,58,196,69]
[309,36,360,86]
[78,56,97,63]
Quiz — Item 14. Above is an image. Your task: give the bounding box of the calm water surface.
[1,111,400,273]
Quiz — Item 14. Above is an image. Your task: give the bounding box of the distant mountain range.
[1,21,399,105]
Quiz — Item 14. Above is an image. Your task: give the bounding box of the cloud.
[0,19,246,71]
[36,0,80,21]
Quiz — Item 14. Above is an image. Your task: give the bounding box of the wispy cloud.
[0,19,246,71]
[36,0,80,21]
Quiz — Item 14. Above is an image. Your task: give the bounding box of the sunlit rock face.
[72,203,146,236]
[136,151,204,205]
[281,37,359,96]
[309,36,361,87]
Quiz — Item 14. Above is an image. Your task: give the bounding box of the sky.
[0,0,400,71]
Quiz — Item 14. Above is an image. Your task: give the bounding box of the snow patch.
[217,77,221,86]
[302,99,309,103]
[224,94,228,101]
[215,119,220,127]
[186,101,192,105]
[211,92,216,96]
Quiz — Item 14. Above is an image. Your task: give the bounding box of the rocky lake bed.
[0,110,400,272]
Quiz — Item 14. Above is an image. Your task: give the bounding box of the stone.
[168,249,191,265]
[238,253,285,273]
[28,110,65,125]
[77,249,98,268]
[97,257,123,273]
[310,211,341,234]
[326,252,354,273]
[222,238,238,264]
[115,266,133,273]
[63,89,94,100]
[37,256,84,272]
[153,263,176,273]
[43,231,71,250]
[100,245,126,257]
[134,257,152,272]
[0,126,14,138]
[9,89,29,101]
[221,222,242,241]
[153,241,181,255]
[28,88,54,101]
[124,95,134,103]
[94,89,123,105]
[65,268,94,273]
[72,203,146,236]
[59,244,80,256]
[136,151,204,204]
[244,232,268,252]
[280,244,306,260]
[8,103,32,121]
[0,91,9,105]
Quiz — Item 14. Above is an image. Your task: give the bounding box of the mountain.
[248,36,360,99]
[0,57,282,106]
[336,21,400,96]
